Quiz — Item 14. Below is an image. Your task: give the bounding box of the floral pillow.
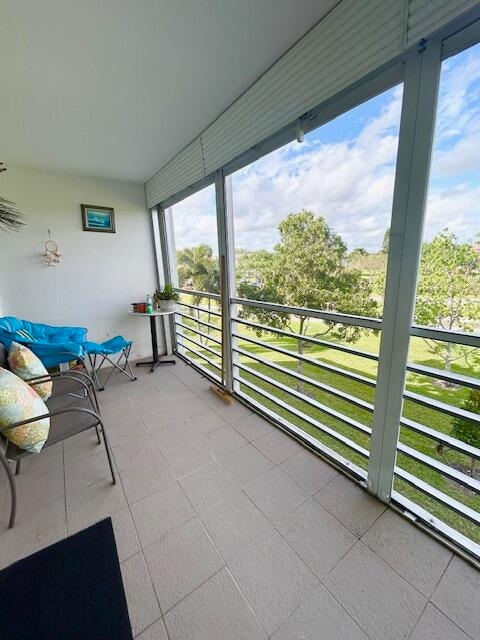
[0,367,50,453]
[8,341,53,401]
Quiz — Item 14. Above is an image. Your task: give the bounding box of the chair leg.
[15,460,21,475]
[102,346,137,387]
[88,354,105,392]
[0,454,17,528]
[97,419,116,485]
[94,425,101,445]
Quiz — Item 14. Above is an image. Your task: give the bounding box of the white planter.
[158,299,176,311]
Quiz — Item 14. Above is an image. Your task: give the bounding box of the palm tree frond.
[0,197,26,232]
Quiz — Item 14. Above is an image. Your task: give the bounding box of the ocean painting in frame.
[81,205,115,233]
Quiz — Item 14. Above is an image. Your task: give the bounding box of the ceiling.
[0,0,338,183]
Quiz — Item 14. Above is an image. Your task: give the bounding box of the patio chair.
[0,316,136,391]
[0,346,116,528]
[84,336,136,391]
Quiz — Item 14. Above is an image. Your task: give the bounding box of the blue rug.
[0,518,133,639]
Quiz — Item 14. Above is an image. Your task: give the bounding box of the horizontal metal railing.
[231,297,480,557]
[174,289,223,382]
[175,321,222,346]
[175,311,222,334]
[231,296,382,330]
[176,287,221,301]
[173,292,480,556]
[176,300,222,317]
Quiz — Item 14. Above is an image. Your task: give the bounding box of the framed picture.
[81,204,115,233]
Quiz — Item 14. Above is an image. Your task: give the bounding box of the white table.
[129,309,176,371]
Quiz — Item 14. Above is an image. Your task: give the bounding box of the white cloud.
[171,46,479,254]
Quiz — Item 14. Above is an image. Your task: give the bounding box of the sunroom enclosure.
[150,16,480,562]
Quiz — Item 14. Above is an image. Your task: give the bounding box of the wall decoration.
[43,229,61,266]
[81,204,115,233]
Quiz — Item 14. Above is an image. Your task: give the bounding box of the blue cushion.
[0,317,87,344]
[84,336,132,355]
[0,317,88,368]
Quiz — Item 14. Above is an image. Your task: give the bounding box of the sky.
[172,43,480,254]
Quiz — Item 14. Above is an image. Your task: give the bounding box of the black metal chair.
[0,344,116,528]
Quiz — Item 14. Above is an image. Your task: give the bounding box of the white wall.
[0,166,162,359]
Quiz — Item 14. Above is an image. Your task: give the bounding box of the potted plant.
[154,284,179,311]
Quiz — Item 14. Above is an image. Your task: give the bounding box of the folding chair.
[84,336,137,391]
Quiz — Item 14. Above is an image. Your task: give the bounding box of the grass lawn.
[176,301,480,545]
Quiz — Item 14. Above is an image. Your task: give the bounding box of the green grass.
[176,300,480,545]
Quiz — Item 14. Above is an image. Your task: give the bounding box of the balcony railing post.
[368,40,442,502]
[157,205,180,354]
[215,170,238,393]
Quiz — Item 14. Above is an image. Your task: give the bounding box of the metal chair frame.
[87,343,136,391]
[0,372,115,529]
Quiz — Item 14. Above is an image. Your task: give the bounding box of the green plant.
[0,164,26,232]
[154,284,179,302]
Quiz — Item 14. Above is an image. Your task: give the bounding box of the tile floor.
[1,359,479,640]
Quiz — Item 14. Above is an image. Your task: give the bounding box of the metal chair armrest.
[0,405,101,433]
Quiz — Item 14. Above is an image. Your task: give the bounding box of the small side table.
[129,310,176,372]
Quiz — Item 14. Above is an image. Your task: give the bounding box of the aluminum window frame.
[153,13,480,562]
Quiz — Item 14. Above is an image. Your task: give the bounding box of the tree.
[451,389,480,476]
[236,249,272,286]
[382,228,390,253]
[0,163,26,232]
[414,231,480,375]
[176,244,220,341]
[237,211,378,393]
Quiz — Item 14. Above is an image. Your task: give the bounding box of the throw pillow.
[0,367,50,453]
[8,341,53,401]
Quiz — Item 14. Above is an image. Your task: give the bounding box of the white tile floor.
[1,359,479,640]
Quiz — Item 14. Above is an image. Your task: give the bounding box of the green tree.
[451,389,480,476]
[236,249,272,286]
[382,228,390,253]
[414,231,480,375]
[237,211,378,393]
[176,244,220,341]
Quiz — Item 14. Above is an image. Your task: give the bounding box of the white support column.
[149,207,163,289]
[157,206,179,354]
[215,171,238,393]
[368,40,442,502]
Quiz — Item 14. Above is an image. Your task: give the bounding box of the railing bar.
[400,417,480,461]
[391,491,480,559]
[236,389,368,480]
[237,361,372,436]
[234,346,375,412]
[232,297,382,330]
[175,311,222,333]
[174,322,222,345]
[176,350,222,383]
[238,352,480,488]
[406,362,480,391]
[232,331,377,387]
[404,390,480,424]
[174,287,221,300]
[394,467,480,525]
[178,333,222,359]
[176,300,222,317]
[234,316,378,361]
[397,442,480,493]
[410,324,480,347]
[176,339,222,370]
[236,375,370,458]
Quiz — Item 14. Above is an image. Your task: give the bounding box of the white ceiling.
[0,0,338,183]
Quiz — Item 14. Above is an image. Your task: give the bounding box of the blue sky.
[173,42,479,253]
